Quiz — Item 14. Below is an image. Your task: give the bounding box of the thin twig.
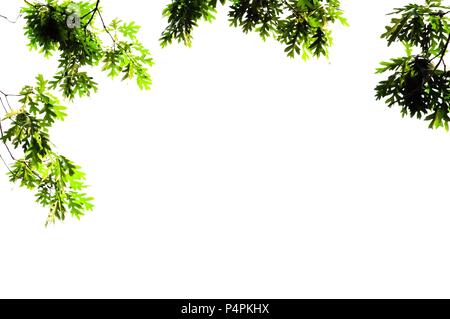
[0,119,16,161]
[0,96,8,113]
[283,0,300,18]
[0,152,12,173]
[433,34,450,73]
[83,0,100,28]
[97,10,115,44]
[0,90,23,112]
[0,90,22,97]
[0,12,22,23]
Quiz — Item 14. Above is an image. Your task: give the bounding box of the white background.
[1,0,450,298]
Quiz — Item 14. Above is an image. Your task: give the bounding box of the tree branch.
[0,12,22,24]
[0,152,12,173]
[0,116,16,161]
[82,0,100,28]
[433,33,450,73]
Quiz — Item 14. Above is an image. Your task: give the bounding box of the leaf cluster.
[161,0,348,59]
[1,0,155,224]
[375,0,450,129]
[1,75,93,225]
[22,0,153,99]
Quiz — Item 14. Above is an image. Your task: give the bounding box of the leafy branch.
[161,0,348,59]
[22,0,154,99]
[0,75,93,225]
[0,0,154,224]
[376,0,450,130]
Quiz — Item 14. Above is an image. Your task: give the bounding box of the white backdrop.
[1,0,450,298]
